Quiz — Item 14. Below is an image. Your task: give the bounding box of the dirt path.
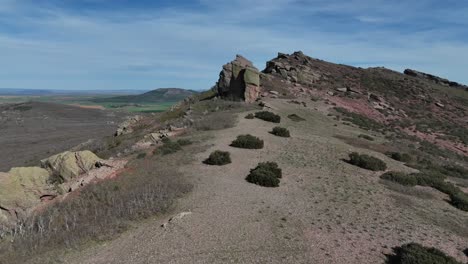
[66,99,468,264]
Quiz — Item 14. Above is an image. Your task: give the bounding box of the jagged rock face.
[404,69,468,90]
[115,115,142,136]
[264,51,323,85]
[216,55,261,103]
[40,150,101,182]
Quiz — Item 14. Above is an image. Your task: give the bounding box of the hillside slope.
[92,88,197,104]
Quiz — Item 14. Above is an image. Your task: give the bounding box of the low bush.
[177,139,192,146]
[136,152,147,159]
[387,152,412,163]
[270,127,290,137]
[245,113,254,119]
[156,139,182,155]
[387,243,462,264]
[380,171,417,186]
[449,191,468,212]
[358,134,374,141]
[348,152,387,171]
[255,111,281,123]
[287,114,305,122]
[246,162,282,187]
[230,135,264,149]
[203,150,231,166]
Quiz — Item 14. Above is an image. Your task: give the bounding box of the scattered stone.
[336,87,348,92]
[435,102,445,108]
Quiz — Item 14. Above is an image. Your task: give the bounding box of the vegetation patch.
[380,171,418,186]
[287,114,305,122]
[230,134,264,149]
[246,162,282,187]
[203,150,231,166]
[254,111,281,123]
[176,139,193,146]
[245,113,254,119]
[387,243,462,264]
[270,126,290,137]
[348,152,387,171]
[136,152,147,159]
[334,107,385,131]
[358,134,375,141]
[387,152,412,163]
[155,138,182,155]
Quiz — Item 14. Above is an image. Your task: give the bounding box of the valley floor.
[65,99,468,264]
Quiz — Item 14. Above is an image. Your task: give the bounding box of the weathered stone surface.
[41,151,101,182]
[215,55,261,103]
[404,69,468,90]
[115,115,142,136]
[0,167,50,223]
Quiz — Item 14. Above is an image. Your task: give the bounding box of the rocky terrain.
[0,52,467,264]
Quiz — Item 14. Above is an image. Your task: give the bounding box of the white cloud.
[0,0,467,90]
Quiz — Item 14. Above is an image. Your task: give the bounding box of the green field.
[0,95,177,113]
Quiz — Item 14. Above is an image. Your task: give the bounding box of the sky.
[0,0,467,91]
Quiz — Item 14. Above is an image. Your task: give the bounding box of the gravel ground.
[64,99,468,264]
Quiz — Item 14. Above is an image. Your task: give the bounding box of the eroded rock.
[40,150,101,182]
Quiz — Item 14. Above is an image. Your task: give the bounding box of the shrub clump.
[136,152,147,159]
[203,150,231,166]
[254,111,281,123]
[387,152,412,163]
[246,162,282,187]
[387,243,462,264]
[450,192,468,212]
[270,126,290,137]
[156,139,182,155]
[287,114,305,122]
[380,171,417,186]
[230,135,264,149]
[358,134,374,141]
[245,113,254,119]
[177,139,192,146]
[348,152,387,171]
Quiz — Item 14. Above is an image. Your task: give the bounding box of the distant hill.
[0,88,149,96]
[92,88,198,103]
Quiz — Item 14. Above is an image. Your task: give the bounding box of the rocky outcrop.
[0,167,50,223]
[404,69,468,90]
[115,115,142,136]
[215,55,261,103]
[264,51,323,85]
[40,150,101,182]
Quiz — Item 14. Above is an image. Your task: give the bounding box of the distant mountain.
[92,88,198,103]
[0,88,149,96]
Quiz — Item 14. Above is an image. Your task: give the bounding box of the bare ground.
[64,99,468,264]
[0,101,124,171]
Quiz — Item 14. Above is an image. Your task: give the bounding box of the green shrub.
[177,139,192,146]
[387,152,412,163]
[245,113,254,119]
[230,135,264,149]
[348,152,387,171]
[246,162,282,187]
[204,150,231,166]
[358,134,374,141]
[380,171,417,186]
[450,192,468,212]
[156,139,182,155]
[440,165,468,179]
[287,114,305,122]
[255,111,281,123]
[387,243,462,264]
[136,152,147,159]
[270,126,290,137]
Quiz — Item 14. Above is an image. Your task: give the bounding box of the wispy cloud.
[0,0,467,90]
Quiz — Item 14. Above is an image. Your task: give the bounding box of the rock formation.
[0,167,50,223]
[40,150,101,182]
[215,55,261,103]
[115,115,142,136]
[264,51,323,85]
[404,69,468,90]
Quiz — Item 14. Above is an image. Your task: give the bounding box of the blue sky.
[0,0,467,91]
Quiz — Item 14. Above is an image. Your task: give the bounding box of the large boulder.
[40,150,101,182]
[216,55,261,103]
[0,167,50,223]
[115,115,142,136]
